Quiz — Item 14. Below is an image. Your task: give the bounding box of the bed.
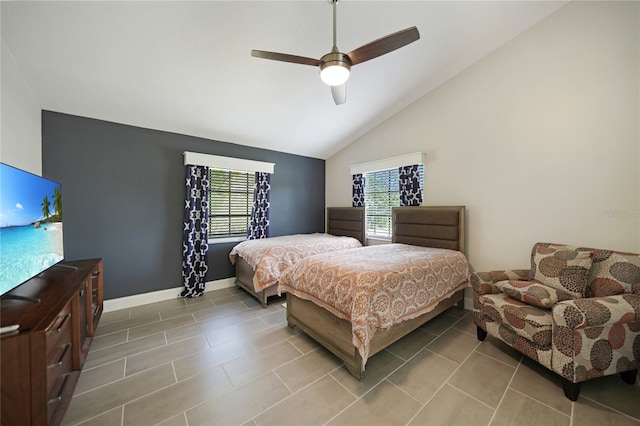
[229,207,365,307]
[278,206,469,380]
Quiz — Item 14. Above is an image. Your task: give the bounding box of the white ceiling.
[2,1,566,159]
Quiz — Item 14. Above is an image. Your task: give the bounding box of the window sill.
[208,236,247,244]
[366,236,392,246]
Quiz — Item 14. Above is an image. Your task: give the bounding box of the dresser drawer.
[46,341,72,401]
[45,302,73,366]
[47,371,71,425]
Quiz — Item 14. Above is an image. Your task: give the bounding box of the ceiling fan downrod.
[319,0,351,87]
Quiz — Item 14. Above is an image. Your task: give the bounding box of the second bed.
[278,206,470,380]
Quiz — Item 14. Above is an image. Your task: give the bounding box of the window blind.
[209,169,255,238]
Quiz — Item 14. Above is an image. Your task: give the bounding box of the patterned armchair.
[471,242,640,400]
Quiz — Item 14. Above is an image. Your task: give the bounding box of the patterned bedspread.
[229,233,362,292]
[278,244,469,365]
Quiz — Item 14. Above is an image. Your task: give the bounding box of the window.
[363,164,424,239]
[209,169,255,239]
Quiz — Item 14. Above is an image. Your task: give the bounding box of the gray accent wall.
[42,111,325,300]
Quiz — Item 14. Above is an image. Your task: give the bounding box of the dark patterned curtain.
[352,174,365,207]
[181,165,209,298]
[399,164,422,206]
[248,172,271,239]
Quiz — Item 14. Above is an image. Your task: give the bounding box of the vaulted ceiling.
[1,1,566,159]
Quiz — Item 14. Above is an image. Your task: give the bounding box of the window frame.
[362,164,424,241]
[183,152,274,245]
[208,168,255,243]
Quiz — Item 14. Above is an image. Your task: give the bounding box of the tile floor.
[64,287,640,426]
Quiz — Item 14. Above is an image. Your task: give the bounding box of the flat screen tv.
[0,162,64,297]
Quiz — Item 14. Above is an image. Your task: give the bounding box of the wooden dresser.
[1,259,103,426]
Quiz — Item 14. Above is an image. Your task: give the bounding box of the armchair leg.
[476,326,487,341]
[620,369,638,385]
[562,379,581,401]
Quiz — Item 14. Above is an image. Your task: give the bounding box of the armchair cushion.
[479,293,552,345]
[588,252,640,297]
[530,243,593,298]
[553,293,640,329]
[499,280,573,309]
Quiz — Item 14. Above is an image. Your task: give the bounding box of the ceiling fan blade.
[251,50,320,67]
[346,26,420,66]
[331,84,346,105]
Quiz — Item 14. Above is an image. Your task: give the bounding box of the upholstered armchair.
[471,242,640,401]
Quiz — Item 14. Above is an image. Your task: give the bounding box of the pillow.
[588,251,640,297]
[529,243,593,298]
[499,279,573,309]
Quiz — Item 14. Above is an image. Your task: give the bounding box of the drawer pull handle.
[91,271,100,278]
[47,373,71,404]
[48,343,70,368]
[79,288,86,297]
[50,313,70,334]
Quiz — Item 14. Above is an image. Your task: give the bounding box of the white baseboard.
[103,277,236,313]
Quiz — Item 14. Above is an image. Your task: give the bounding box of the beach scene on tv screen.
[0,164,64,295]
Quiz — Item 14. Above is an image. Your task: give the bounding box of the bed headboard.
[392,206,465,253]
[326,207,365,245]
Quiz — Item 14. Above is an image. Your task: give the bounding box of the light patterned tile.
[74,406,123,426]
[192,301,249,322]
[510,357,572,415]
[95,312,160,337]
[157,412,189,426]
[385,327,438,361]
[122,366,232,426]
[75,359,125,395]
[159,300,215,320]
[64,364,175,426]
[248,323,297,351]
[475,335,523,367]
[388,348,458,403]
[574,395,640,426]
[254,375,355,426]
[186,372,291,426]
[127,313,195,340]
[223,340,302,386]
[125,334,209,376]
[580,373,640,420]
[90,330,128,352]
[409,384,493,426]
[492,389,570,426]
[427,327,478,364]
[448,352,515,408]
[327,380,422,426]
[331,349,404,397]
[418,312,460,335]
[84,333,166,370]
[173,338,255,382]
[288,333,321,354]
[204,317,270,347]
[275,347,342,392]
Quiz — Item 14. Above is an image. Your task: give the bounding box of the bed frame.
[234,207,365,307]
[286,205,467,380]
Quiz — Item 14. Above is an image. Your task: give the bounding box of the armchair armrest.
[469,269,530,295]
[553,294,640,329]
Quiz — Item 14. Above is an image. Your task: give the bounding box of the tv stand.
[1,258,103,426]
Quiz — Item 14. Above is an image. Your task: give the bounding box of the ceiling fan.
[251,0,420,105]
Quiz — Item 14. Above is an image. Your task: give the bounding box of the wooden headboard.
[326,207,365,245]
[392,206,465,253]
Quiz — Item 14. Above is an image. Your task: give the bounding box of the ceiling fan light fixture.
[320,52,351,86]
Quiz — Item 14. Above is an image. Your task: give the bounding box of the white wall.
[1,38,42,174]
[326,1,640,273]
